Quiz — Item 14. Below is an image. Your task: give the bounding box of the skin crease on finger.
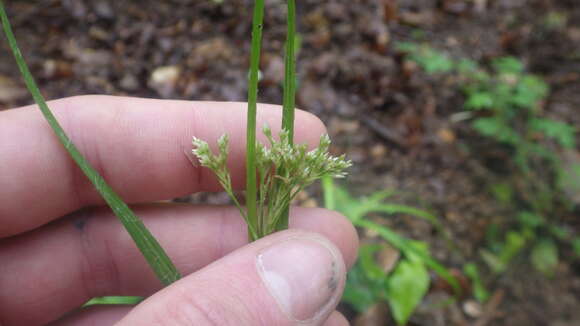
[0,204,358,326]
[0,95,326,238]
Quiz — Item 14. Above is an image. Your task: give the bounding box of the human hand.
[0,96,358,326]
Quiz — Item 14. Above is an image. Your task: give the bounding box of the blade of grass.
[82,296,144,308]
[276,0,297,231]
[246,0,266,240]
[0,1,180,286]
[281,0,296,139]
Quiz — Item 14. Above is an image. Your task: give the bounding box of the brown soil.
[1,0,579,325]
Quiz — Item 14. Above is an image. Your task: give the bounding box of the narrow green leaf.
[246,0,266,240]
[281,0,296,140]
[0,1,180,285]
[276,0,297,231]
[82,296,144,308]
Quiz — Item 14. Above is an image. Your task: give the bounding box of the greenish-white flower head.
[192,126,351,237]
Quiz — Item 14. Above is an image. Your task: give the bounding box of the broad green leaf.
[465,92,494,110]
[396,42,454,73]
[387,260,430,326]
[422,50,454,74]
[490,183,513,203]
[473,117,501,136]
[492,57,524,74]
[501,231,527,263]
[456,58,479,73]
[511,76,548,108]
[531,239,559,277]
[530,118,576,149]
[517,211,544,229]
[473,117,520,144]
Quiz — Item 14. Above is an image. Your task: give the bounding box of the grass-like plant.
[192,0,351,241]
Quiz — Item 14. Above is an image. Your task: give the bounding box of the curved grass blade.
[246,0,266,240]
[0,1,180,286]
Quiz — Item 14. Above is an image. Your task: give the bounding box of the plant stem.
[246,0,266,240]
[0,1,180,286]
[276,0,297,231]
[282,0,296,139]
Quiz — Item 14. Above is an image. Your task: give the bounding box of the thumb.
[116,230,347,326]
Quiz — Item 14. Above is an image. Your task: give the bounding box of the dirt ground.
[1,0,579,325]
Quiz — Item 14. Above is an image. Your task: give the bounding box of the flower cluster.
[192,125,351,238]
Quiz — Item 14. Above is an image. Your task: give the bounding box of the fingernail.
[256,235,345,322]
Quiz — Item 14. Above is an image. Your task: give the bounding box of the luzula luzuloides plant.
[193,126,351,240]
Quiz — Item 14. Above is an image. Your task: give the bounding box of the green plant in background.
[396,42,454,74]
[398,42,579,277]
[322,177,459,325]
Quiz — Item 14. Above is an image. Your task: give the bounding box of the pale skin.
[0,96,359,326]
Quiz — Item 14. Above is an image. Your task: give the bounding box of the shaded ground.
[1,0,579,325]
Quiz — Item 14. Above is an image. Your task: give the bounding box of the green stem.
[276,0,297,231]
[246,0,266,241]
[0,1,180,286]
[282,0,297,139]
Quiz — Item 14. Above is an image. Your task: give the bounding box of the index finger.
[0,95,325,238]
